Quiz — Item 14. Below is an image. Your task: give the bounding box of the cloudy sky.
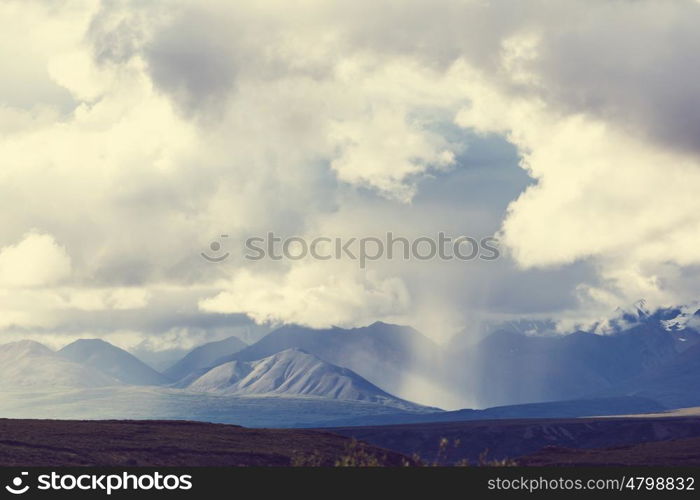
[2,0,700,353]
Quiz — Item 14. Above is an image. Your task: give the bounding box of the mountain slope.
[164,336,247,381]
[58,339,170,386]
[607,341,700,408]
[188,348,425,410]
[0,340,119,388]
[213,322,444,405]
[452,323,680,408]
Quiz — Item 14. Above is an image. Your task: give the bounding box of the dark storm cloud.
[144,12,239,117]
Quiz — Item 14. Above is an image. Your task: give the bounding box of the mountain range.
[0,340,119,388]
[0,335,425,413]
[3,302,700,426]
[453,315,700,408]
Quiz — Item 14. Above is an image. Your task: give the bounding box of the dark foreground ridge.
[3,415,700,467]
[0,419,406,467]
[328,414,700,465]
[519,437,700,466]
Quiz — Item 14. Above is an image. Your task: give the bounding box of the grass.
[292,437,516,467]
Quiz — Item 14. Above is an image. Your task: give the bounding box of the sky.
[2,0,700,354]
